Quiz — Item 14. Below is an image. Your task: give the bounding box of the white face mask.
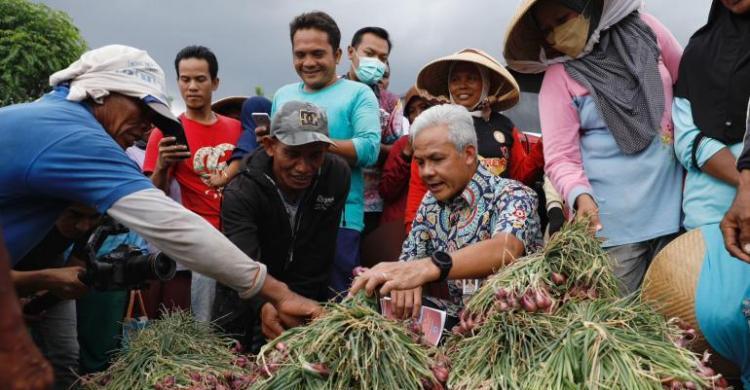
[545,13,591,58]
[354,54,387,85]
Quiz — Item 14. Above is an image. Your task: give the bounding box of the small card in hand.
[379,297,447,346]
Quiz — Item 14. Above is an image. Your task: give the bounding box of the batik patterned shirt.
[399,163,542,315]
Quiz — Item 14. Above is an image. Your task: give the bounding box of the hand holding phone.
[252,112,271,141]
[156,136,191,169]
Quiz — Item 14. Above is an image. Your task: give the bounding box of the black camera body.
[80,244,176,291]
[23,218,177,316]
[77,218,177,291]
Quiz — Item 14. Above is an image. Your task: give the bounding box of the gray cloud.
[37,0,711,114]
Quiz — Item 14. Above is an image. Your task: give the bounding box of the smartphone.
[252,112,271,129]
[152,116,190,156]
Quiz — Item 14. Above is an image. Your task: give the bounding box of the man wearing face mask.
[343,27,406,237]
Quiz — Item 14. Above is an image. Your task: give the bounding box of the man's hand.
[349,259,439,297]
[574,194,602,235]
[255,125,270,144]
[257,277,322,336]
[273,292,321,329]
[0,325,53,390]
[721,171,750,262]
[0,227,53,389]
[260,303,284,339]
[391,286,422,320]
[205,170,229,188]
[260,278,322,331]
[48,266,87,300]
[154,137,190,172]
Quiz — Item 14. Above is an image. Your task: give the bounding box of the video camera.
[23,218,176,315]
[77,218,176,291]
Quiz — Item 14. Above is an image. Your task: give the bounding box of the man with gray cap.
[0,46,321,386]
[218,101,350,344]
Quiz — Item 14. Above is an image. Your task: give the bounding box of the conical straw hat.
[642,229,740,378]
[211,96,247,120]
[415,48,520,112]
[503,0,549,70]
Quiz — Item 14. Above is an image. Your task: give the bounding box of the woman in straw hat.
[504,0,684,294]
[403,48,546,233]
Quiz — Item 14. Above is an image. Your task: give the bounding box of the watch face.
[434,251,451,265]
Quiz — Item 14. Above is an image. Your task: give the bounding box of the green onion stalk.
[445,309,566,390]
[252,291,443,390]
[446,222,725,389]
[79,310,257,390]
[462,221,620,320]
[522,297,718,389]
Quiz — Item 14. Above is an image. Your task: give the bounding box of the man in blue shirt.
[0,46,321,386]
[268,11,381,296]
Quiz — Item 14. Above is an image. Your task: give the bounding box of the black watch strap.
[431,250,453,282]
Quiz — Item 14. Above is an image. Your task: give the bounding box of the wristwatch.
[430,250,453,282]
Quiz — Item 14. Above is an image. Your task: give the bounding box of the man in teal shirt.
[270,11,380,296]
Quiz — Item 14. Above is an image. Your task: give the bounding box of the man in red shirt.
[143,45,241,321]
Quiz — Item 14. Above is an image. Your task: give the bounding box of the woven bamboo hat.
[503,0,642,74]
[642,229,705,344]
[503,0,549,70]
[211,96,247,120]
[642,229,740,378]
[415,48,520,112]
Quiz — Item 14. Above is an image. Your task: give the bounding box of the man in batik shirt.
[350,104,542,320]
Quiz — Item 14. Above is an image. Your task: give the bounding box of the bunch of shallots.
[446,222,725,390]
[79,311,258,390]
[253,291,441,390]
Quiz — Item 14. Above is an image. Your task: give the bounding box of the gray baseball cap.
[271,101,334,146]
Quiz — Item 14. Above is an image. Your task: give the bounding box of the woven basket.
[642,229,740,378]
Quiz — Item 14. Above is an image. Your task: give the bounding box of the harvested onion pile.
[79,311,257,390]
[523,297,720,389]
[252,291,444,390]
[459,220,620,322]
[446,222,727,390]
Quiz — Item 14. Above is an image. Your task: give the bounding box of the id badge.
[462,279,480,296]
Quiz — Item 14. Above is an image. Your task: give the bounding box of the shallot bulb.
[533,289,553,310]
[432,365,450,383]
[551,272,567,286]
[520,292,538,313]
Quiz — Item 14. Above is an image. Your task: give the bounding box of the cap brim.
[276,132,334,147]
[145,100,183,138]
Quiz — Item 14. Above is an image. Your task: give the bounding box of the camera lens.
[150,253,177,281]
[121,252,177,287]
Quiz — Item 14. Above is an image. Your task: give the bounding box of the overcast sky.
[37,1,711,114]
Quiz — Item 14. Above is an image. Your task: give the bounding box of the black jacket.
[221,149,350,301]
